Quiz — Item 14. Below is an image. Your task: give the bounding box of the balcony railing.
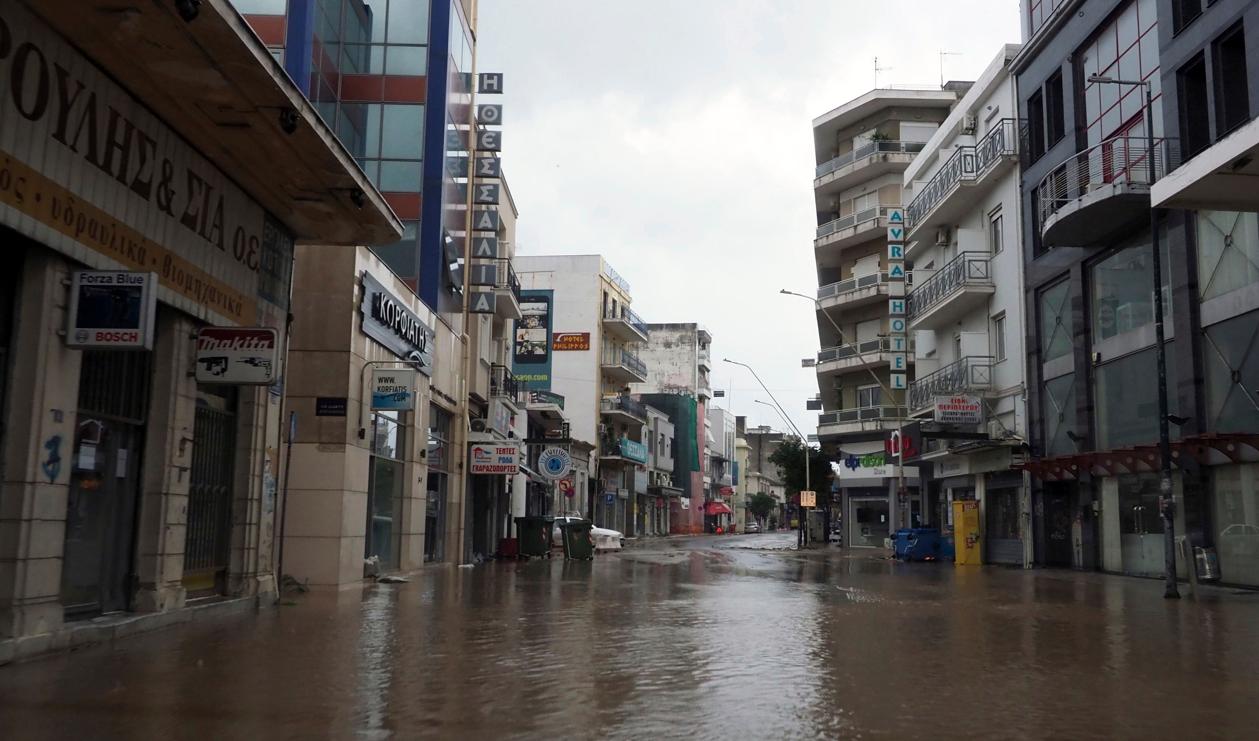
[490,364,523,404]
[602,348,647,377]
[816,205,895,240]
[815,140,927,178]
[601,394,648,420]
[818,406,908,426]
[1037,135,1181,229]
[495,259,521,301]
[906,252,992,320]
[603,305,649,338]
[815,270,913,302]
[817,336,913,365]
[906,119,1021,228]
[908,356,994,411]
[528,390,565,409]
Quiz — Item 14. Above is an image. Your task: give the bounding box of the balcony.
[814,140,925,195]
[490,364,525,410]
[600,436,649,466]
[816,337,914,376]
[908,356,994,412]
[602,305,650,343]
[600,394,648,426]
[493,259,522,321]
[697,349,712,372]
[905,119,1021,247]
[601,347,648,384]
[906,252,994,329]
[697,377,713,400]
[1038,136,1180,248]
[817,271,910,311]
[526,390,566,428]
[814,206,897,253]
[817,406,908,438]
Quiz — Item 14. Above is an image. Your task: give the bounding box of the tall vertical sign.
[886,209,908,393]
[513,290,553,390]
[469,74,504,314]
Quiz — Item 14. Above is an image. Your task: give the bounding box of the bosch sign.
[66,271,157,350]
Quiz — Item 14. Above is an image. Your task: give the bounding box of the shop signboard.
[538,446,572,480]
[470,443,520,475]
[66,271,158,349]
[316,397,347,417]
[800,490,817,508]
[934,395,983,425]
[513,290,553,389]
[619,438,649,464]
[194,327,279,384]
[552,332,590,351]
[360,272,436,375]
[370,369,417,411]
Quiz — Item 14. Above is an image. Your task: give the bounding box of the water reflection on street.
[3,533,1259,739]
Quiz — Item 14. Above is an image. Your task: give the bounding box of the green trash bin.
[558,520,595,560]
[514,516,554,558]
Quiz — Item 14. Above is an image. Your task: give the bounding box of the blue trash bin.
[892,528,914,559]
[904,528,943,561]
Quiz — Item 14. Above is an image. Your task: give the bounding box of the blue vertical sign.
[513,289,553,390]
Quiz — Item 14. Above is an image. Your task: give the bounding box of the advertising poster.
[371,368,417,411]
[194,327,279,385]
[513,289,553,390]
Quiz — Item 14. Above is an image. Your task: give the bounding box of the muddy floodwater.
[3,533,1259,740]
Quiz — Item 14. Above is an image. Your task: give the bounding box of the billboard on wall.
[513,289,553,389]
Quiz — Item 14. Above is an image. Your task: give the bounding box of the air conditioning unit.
[935,227,951,246]
[470,418,489,433]
[987,420,1004,439]
[961,115,977,135]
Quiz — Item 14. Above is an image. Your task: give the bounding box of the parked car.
[551,513,623,551]
[746,522,761,533]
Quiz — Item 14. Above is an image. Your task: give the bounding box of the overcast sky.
[478,0,1020,439]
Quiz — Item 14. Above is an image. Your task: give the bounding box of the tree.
[768,437,833,496]
[747,492,777,523]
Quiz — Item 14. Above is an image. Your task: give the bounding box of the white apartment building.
[902,45,1031,566]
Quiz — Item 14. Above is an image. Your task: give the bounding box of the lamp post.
[724,358,810,547]
[1088,74,1178,599]
[780,289,911,534]
[754,398,821,545]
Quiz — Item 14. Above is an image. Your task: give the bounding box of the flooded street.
[3,534,1259,740]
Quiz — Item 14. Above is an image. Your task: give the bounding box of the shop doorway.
[849,497,890,548]
[985,487,1024,565]
[183,385,238,596]
[1043,483,1074,567]
[62,351,150,616]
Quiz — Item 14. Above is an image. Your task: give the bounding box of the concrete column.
[975,473,987,562]
[0,252,81,640]
[1100,476,1122,572]
[132,311,199,613]
[228,381,280,598]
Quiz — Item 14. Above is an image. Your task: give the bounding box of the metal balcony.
[814,140,925,195]
[600,394,648,426]
[908,356,994,412]
[816,271,911,311]
[1038,135,1181,248]
[526,390,566,428]
[600,435,649,465]
[906,252,994,329]
[905,119,1022,242]
[815,206,897,252]
[493,258,522,321]
[816,337,914,375]
[817,406,908,437]
[601,348,648,384]
[490,364,525,409]
[602,305,650,343]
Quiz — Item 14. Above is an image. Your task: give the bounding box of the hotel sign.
[886,209,908,391]
[0,4,291,326]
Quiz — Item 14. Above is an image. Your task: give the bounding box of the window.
[1095,345,1180,448]
[1090,234,1171,344]
[1045,71,1065,146]
[857,385,881,409]
[1202,309,1259,434]
[989,209,1004,254]
[1027,89,1046,162]
[992,313,1007,362]
[1173,0,1203,34]
[1214,23,1251,138]
[1198,211,1259,302]
[1179,52,1211,158]
[1039,280,1073,362]
[1028,0,1069,39]
[367,411,405,569]
[1042,373,1077,456]
[1079,0,1162,147]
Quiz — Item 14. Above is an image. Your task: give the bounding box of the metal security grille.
[184,400,236,585]
[78,351,150,423]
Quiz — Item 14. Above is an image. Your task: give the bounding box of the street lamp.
[724,358,811,547]
[780,288,911,533]
[753,398,821,545]
[1088,73,1178,599]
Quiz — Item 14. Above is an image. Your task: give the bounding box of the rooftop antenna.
[939,51,962,88]
[874,57,891,88]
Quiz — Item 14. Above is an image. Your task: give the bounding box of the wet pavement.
[3,533,1259,740]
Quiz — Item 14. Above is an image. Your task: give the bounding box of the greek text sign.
[470,443,520,475]
[552,332,590,351]
[360,272,436,373]
[933,395,983,425]
[195,327,279,385]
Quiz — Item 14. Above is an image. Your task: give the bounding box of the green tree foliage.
[768,437,833,495]
[747,492,778,520]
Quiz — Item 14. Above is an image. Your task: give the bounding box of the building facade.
[902,45,1033,566]
[1015,0,1259,585]
[0,0,398,654]
[810,88,956,543]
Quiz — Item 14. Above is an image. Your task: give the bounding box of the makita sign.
[194,327,278,385]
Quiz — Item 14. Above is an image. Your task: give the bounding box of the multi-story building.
[634,323,715,533]
[810,87,956,543]
[1015,0,1259,586]
[901,45,1032,566]
[513,255,650,533]
[642,405,680,535]
[0,0,397,656]
[706,407,738,531]
[744,425,790,528]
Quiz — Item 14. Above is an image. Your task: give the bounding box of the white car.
[746,522,761,533]
[552,513,623,551]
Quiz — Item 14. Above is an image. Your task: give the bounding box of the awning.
[705,501,733,516]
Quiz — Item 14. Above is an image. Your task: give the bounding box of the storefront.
[837,444,919,548]
[0,1,397,649]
